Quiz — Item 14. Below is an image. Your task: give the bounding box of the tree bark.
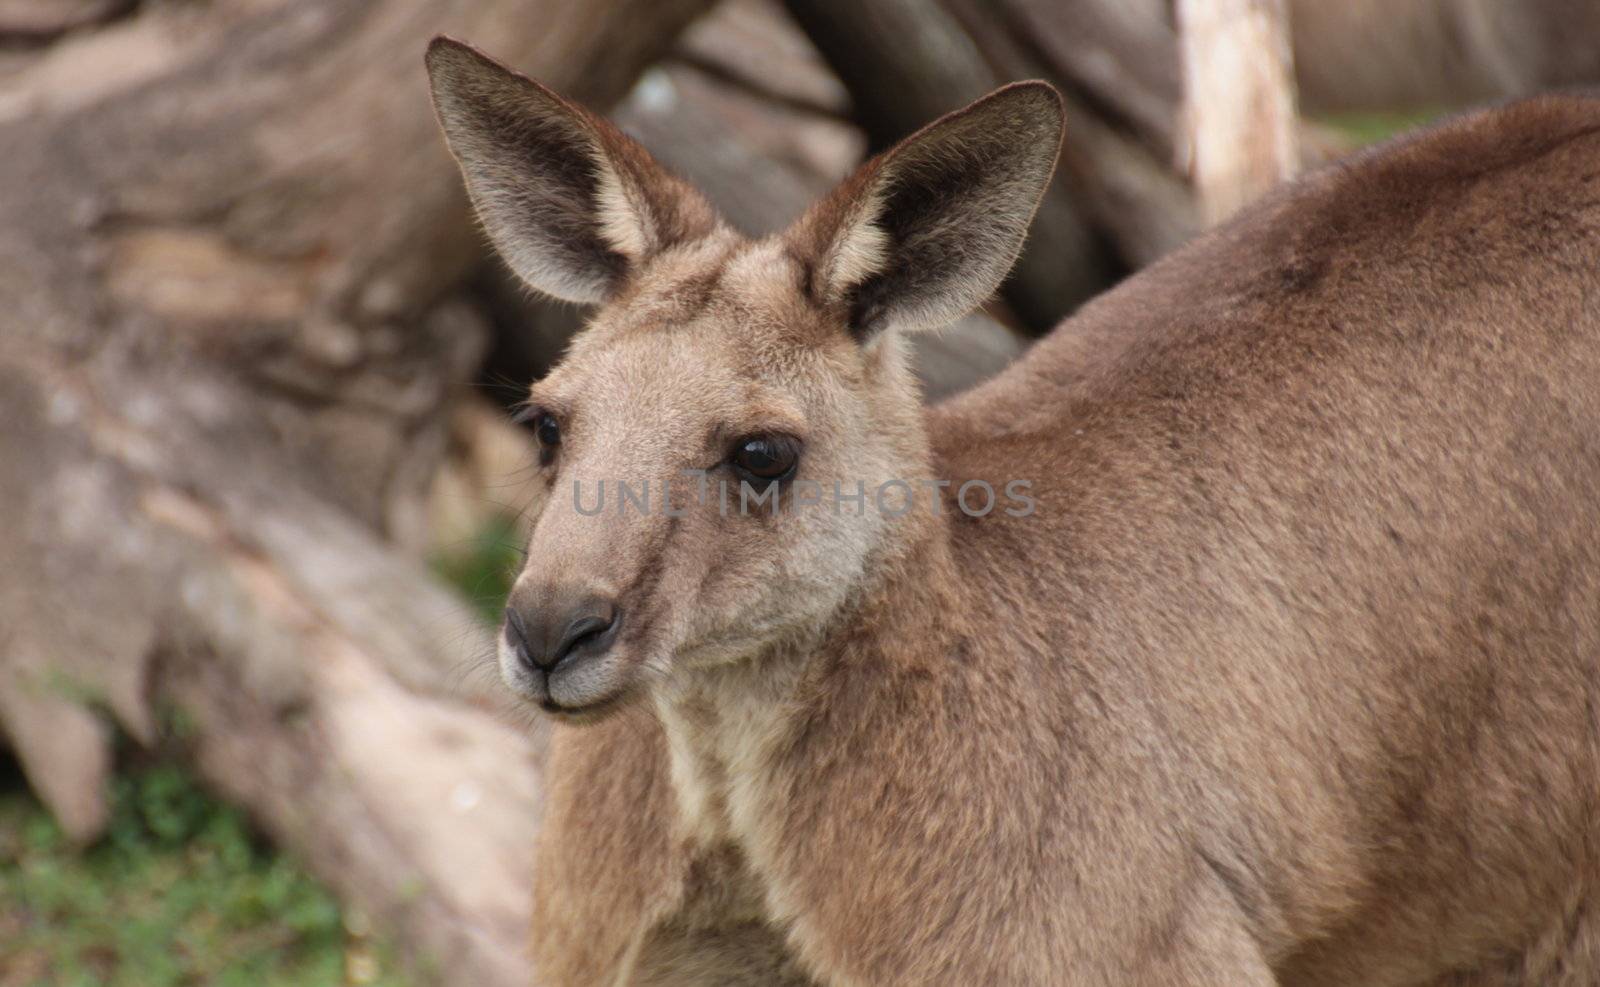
[1290,0,1600,114]
[1177,0,1298,225]
[0,1,711,984]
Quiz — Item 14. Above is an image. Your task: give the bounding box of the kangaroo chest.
[621,688,814,986]
[623,840,815,986]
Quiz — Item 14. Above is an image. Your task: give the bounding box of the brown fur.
[430,38,1600,986]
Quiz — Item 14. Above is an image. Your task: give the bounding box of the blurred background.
[2,0,1598,983]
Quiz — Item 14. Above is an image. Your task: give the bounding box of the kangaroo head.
[427,38,1062,719]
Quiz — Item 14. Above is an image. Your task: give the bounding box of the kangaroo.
[427,37,1600,987]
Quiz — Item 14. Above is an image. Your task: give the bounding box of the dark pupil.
[536,414,560,446]
[738,439,787,478]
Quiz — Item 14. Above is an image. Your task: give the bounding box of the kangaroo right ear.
[425,37,719,304]
[788,81,1064,341]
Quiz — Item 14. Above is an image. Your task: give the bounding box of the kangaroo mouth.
[538,690,631,724]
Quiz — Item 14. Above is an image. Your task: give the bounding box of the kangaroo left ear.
[426,37,720,305]
[787,82,1064,341]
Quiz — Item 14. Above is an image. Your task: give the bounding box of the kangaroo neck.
[651,508,966,849]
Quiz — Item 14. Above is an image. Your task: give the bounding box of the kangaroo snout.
[504,594,620,672]
[499,588,625,712]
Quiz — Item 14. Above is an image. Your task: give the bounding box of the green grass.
[1316,108,1445,146]
[0,755,412,987]
[429,512,524,623]
[0,516,524,987]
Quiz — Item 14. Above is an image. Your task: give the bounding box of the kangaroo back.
[925,93,1600,984]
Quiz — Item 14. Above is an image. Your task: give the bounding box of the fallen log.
[0,1,712,983]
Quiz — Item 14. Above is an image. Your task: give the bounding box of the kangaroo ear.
[426,37,719,304]
[789,82,1064,340]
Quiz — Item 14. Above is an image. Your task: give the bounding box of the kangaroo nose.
[504,596,620,672]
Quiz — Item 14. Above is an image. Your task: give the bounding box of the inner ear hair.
[793,81,1065,341]
[425,37,719,304]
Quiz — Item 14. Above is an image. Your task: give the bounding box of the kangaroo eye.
[731,435,800,482]
[534,412,561,447]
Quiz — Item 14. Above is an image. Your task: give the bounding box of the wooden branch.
[674,0,852,121]
[0,0,130,38]
[1177,0,1299,225]
[1290,0,1600,115]
[995,0,1181,159]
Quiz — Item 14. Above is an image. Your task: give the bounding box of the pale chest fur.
[617,663,820,986]
[618,840,813,987]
